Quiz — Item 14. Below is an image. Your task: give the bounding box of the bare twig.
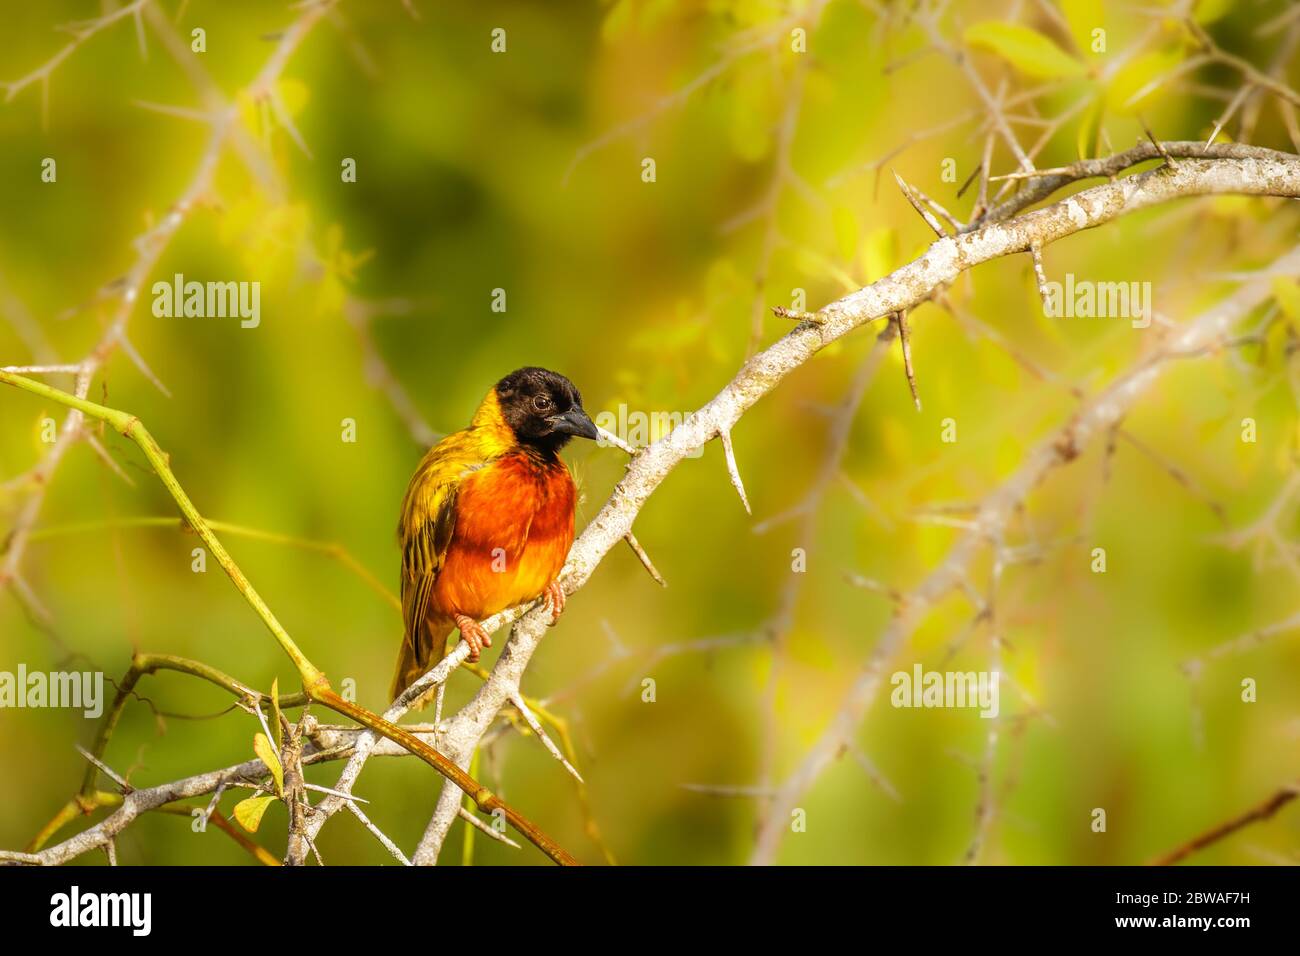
[1150,781,1300,865]
[750,243,1300,864]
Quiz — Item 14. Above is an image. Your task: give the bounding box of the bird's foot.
[543,581,566,625]
[454,614,492,662]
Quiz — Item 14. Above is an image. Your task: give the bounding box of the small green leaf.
[1193,0,1233,25]
[254,733,284,798]
[1076,95,1105,160]
[729,67,776,162]
[1264,316,1289,369]
[1272,277,1300,328]
[270,678,282,754]
[832,205,860,261]
[233,796,277,833]
[1061,0,1104,56]
[860,226,898,283]
[1105,48,1183,114]
[601,0,635,42]
[964,22,1086,79]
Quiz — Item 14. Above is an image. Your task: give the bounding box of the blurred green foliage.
[1,0,1298,865]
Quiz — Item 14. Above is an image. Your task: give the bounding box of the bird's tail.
[390,619,456,709]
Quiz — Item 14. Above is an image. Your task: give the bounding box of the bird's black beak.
[549,406,599,440]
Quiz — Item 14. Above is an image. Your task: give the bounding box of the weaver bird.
[391,367,599,701]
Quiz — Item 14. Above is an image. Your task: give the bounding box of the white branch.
[750,242,1300,864]
[396,149,1300,865]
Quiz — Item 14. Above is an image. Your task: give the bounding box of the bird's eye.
[533,395,552,412]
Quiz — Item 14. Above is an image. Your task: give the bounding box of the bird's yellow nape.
[469,388,519,457]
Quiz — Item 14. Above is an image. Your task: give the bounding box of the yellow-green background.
[1,0,1297,865]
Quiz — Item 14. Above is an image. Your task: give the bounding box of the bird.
[390,367,600,702]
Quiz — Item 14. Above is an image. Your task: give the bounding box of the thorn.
[459,807,521,848]
[844,570,906,606]
[623,531,667,587]
[75,745,132,793]
[1029,244,1051,311]
[892,170,947,237]
[132,99,214,124]
[433,683,446,727]
[83,432,135,486]
[680,782,774,798]
[1202,85,1250,154]
[956,161,982,199]
[509,692,584,783]
[1138,115,1178,168]
[719,428,752,514]
[848,744,902,802]
[893,311,922,411]
[304,783,369,803]
[266,89,313,158]
[118,333,173,398]
[772,305,825,323]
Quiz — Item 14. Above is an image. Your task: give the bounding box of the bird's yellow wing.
[397,429,483,668]
[394,388,518,694]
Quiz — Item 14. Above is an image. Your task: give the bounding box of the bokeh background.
[2,0,1298,865]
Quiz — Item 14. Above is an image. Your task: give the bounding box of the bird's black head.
[494,367,598,454]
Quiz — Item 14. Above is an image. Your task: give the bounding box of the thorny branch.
[0,0,432,627]
[392,151,1300,864]
[6,1,1300,867]
[749,241,1300,865]
[9,144,1297,866]
[1150,780,1300,866]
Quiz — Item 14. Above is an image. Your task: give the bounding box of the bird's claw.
[454,614,491,662]
[543,581,566,625]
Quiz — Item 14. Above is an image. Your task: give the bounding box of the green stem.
[462,748,481,866]
[0,370,325,688]
[28,516,399,611]
[80,653,309,798]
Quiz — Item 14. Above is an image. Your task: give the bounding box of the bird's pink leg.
[543,581,566,625]
[454,614,492,662]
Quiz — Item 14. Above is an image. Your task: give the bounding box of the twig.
[345,801,411,865]
[623,532,667,587]
[458,807,522,849]
[749,243,1300,863]
[1150,781,1300,865]
[75,746,132,794]
[596,425,638,455]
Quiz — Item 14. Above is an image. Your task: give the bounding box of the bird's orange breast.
[431,450,576,621]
